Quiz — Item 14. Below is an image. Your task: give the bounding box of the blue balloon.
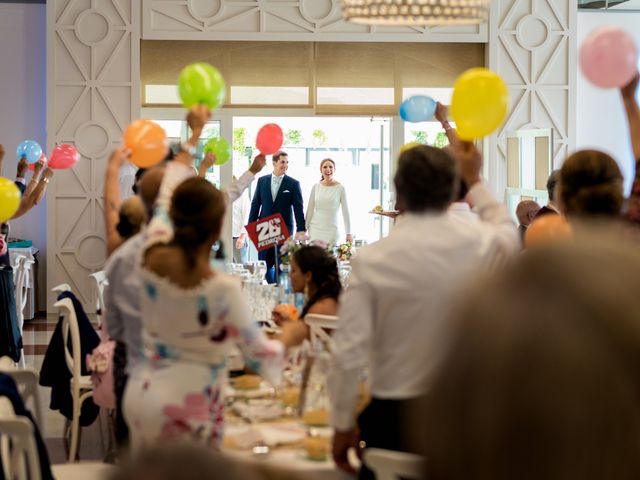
[16,140,42,164]
[399,96,437,123]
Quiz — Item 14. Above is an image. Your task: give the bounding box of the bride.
[305,158,353,246]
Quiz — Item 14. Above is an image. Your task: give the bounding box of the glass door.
[231,115,392,246]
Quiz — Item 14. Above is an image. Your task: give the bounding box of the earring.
[304,282,310,300]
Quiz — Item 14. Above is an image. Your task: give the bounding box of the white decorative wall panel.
[488,0,577,196]
[142,0,487,42]
[47,0,140,312]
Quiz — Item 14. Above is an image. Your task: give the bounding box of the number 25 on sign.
[245,213,290,252]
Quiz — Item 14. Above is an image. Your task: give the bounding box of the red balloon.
[28,153,46,171]
[256,124,284,155]
[49,144,79,170]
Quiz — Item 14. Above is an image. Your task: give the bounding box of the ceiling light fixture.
[341,0,491,26]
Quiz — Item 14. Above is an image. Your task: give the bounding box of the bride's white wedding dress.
[306,183,351,245]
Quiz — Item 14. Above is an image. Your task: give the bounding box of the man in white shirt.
[232,177,250,264]
[329,142,518,478]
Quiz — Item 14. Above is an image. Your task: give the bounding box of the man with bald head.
[516,200,541,243]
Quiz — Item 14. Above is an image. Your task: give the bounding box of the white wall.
[0,3,47,310]
[577,11,640,193]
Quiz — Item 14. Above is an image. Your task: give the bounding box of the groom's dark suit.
[249,174,305,283]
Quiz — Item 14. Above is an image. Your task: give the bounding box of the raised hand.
[186,105,211,140]
[449,141,483,187]
[249,154,267,175]
[16,157,28,179]
[198,152,216,177]
[621,72,639,101]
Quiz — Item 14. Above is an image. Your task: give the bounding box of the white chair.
[13,256,35,367]
[363,448,425,480]
[52,283,72,294]
[304,313,338,353]
[0,360,43,428]
[53,297,94,462]
[0,399,114,480]
[88,271,108,326]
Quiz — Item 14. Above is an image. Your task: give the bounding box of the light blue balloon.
[399,96,437,123]
[16,140,42,164]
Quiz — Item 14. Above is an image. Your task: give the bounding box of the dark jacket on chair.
[39,291,100,426]
[0,373,54,480]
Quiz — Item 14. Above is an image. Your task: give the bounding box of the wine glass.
[255,260,267,283]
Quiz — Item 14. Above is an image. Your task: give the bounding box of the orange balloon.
[124,119,168,168]
[525,214,573,248]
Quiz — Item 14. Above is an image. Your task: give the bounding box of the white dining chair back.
[304,314,338,353]
[88,271,108,325]
[0,362,43,428]
[363,448,425,480]
[53,296,94,462]
[12,255,34,368]
[0,398,41,480]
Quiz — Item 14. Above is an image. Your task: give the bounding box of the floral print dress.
[123,162,285,450]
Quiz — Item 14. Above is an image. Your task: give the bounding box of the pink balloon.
[580,26,638,89]
[256,124,284,155]
[48,144,79,170]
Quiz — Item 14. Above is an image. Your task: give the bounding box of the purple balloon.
[580,26,638,89]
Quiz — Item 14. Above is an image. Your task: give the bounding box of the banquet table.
[221,384,358,479]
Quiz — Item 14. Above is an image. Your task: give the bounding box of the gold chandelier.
[340,0,491,25]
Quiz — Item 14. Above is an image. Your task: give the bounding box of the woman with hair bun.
[123,107,307,450]
[305,159,353,246]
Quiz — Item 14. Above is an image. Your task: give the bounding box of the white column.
[487,0,577,197]
[47,0,141,313]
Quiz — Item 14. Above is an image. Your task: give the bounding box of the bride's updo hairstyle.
[320,158,336,181]
[559,150,623,218]
[170,177,225,266]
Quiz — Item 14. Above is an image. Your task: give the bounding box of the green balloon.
[203,137,231,165]
[178,63,226,110]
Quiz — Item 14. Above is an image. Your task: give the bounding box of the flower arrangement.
[334,242,354,262]
[280,235,331,265]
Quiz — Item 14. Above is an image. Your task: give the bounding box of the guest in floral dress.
[123,106,307,450]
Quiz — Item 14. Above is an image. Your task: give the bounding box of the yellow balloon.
[400,142,420,153]
[0,177,21,222]
[450,68,508,141]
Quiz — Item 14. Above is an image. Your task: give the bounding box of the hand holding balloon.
[16,140,42,164]
[203,137,231,165]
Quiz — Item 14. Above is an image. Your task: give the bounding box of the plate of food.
[369,205,400,217]
[226,375,274,399]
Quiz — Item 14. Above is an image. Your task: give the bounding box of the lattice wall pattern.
[47,0,140,312]
[142,0,487,42]
[488,0,577,196]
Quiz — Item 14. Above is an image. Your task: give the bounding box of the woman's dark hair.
[170,177,226,267]
[559,150,623,218]
[292,246,341,318]
[394,145,457,213]
[320,158,335,182]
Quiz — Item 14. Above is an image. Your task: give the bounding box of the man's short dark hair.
[394,145,457,213]
[547,169,559,202]
[272,151,288,162]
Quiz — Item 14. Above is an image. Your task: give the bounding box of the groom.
[249,151,305,283]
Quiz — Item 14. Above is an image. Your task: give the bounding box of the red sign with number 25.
[245,213,290,252]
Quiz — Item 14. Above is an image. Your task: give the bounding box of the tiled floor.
[22,315,112,463]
